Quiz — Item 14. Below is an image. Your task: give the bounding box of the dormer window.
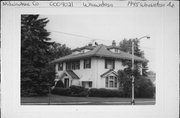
[72,51,80,55]
[81,49,90,53]
[109,48,120,53]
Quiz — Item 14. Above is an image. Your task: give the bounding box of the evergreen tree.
[21,15,54,96]
[119,38,148,76]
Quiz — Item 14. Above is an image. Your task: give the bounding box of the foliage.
[135,76,155,98]
[70,85,88,97]
[51,87,71,96]
[21,15,55,96]
[117,70,155,98]
[117,38,154,98]
[119,38,148,76]
[88,88,123,97]
[49,43,72,60]
[55,80,64,88]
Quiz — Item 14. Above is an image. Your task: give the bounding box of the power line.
[49,30,109,43]
[49,30,154,50]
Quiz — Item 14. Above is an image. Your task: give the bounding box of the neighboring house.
[51,41,147,89]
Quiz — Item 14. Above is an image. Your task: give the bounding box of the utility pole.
[130,36,150,105]
[48,84,51,105]
[131,41,135,105]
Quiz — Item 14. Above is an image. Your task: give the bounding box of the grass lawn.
[21,94,155,105]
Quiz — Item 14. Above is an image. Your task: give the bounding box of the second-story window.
[66,61,80,70]
[84,58,91,69]
[58,62,63,71]
[66,62,71,70]
[75,61,80,69]
[72,61,80,70]
[105,58,115,69]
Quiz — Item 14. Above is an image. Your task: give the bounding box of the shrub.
[70,85,85,94]
[135,77,155,98]
[55,80,64,88]
[51,87,71,96]
[89,88,123,97]
[70,85,88,97]
[74,90,89,97]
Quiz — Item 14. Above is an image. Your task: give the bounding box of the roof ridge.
[94,44,104,55]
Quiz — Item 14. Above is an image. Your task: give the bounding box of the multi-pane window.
[105,59,115,69]
[58,62,63,71]
[105,76,118,88]
[106,77,108,87]
[66,62,71,70]
[115,49,118,53]
[115,77,117,87]
[89,82,92,87]
[66,61,80,70]
[74,61,80,69]
[82,81,92,88]
[84,59,91,69]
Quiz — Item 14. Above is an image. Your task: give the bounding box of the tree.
[21,15,55,96]
[118,69,155,98]
[49,43,72,60]
[117,38,155,98]
[119,38,148,76]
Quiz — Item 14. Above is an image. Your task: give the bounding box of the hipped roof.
[51,44,148,63]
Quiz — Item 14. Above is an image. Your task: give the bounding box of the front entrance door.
[64,78,69,88]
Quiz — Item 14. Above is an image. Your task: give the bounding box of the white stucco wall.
[96,58,125,89]
[55,58,96,87]
[55,57,126,89]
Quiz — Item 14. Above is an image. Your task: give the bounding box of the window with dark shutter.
[105,59,115,69]
[75,61,80,69]
[58,62,63,71]
[84,58,91,69]
[113,60,115,69]
[66,62,71,70]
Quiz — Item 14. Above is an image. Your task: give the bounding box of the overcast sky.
[40,8,167,72]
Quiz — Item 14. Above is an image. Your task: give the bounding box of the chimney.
[95,42,98,46]
[88,42,92,46]
[112,40,116,46]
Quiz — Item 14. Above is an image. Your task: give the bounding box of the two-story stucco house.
[51,41,147,89]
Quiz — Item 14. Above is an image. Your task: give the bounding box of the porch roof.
[66,70,80,79]
[101,69,118,78]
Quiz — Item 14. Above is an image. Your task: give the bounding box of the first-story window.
[106,77,108,87]
[105,76,118,88]
[115,77,117,87]
[89,82,92,87]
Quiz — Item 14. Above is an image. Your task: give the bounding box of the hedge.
[70,85,88,97]
[88,88,124,97]
[51,86,125,97]
[51,87,71,96]
[51,85,89,97]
